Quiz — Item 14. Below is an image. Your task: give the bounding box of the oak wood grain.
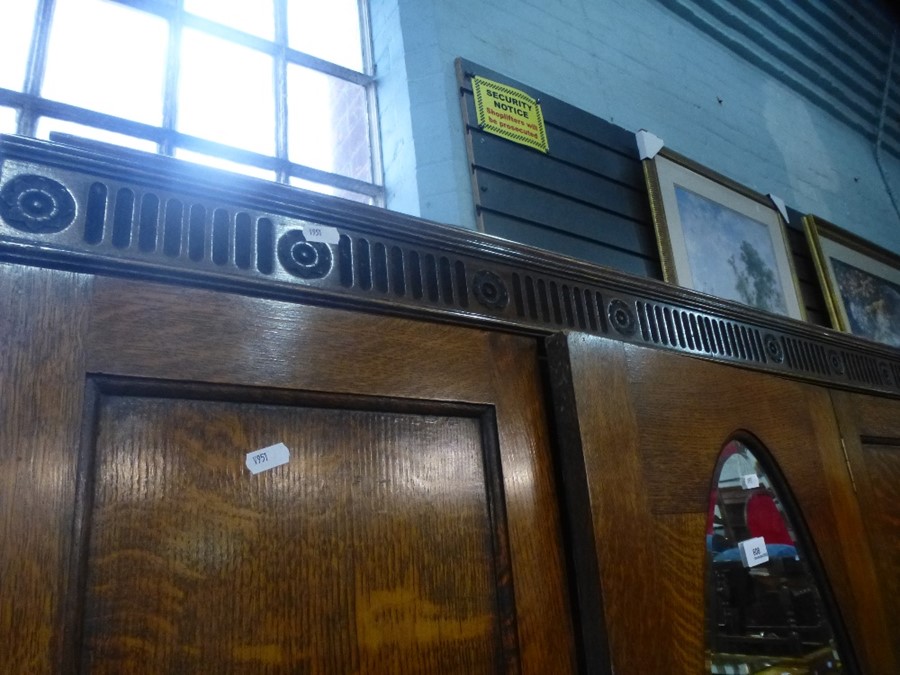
[78,276,575,673]
[86,278,498,403]
[655,513,706,674]
[860,444,900,628]
[831,391,900,672]
[627,345,879,675]
[487,333,577,674]
[553,334,667,674]
[0,264,93,673]
[550,333,878,674]
[82,393,503,674]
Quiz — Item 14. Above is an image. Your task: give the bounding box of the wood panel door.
[831,391,900,656]
[547,333,894,675]
[0,264,576,674]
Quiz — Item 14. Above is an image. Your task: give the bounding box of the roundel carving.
[472,270,509,310]
[0,174,76,234]
[607,299,636,336]
[277,229,333,279]
[827,350,845,375]
[763,334,784,363]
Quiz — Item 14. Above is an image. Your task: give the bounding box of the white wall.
[372,0,900,253]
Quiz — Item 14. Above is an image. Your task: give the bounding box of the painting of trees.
[728,240,787,314]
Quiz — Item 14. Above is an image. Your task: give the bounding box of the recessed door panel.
[831,391,900,658]
[0,271,576,674]
[80,389,506,674]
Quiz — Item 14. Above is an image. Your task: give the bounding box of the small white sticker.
[738,536,769,568]
[740,473,760,490]
[245,442,290,475]
[303,225,340,245]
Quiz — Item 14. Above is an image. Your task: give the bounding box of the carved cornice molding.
[2,134,899,397]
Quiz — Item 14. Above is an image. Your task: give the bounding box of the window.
[0,0,381,204]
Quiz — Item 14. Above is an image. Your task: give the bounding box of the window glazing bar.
[18,0,56,136]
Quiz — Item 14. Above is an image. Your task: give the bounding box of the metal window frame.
[4,0,383,202]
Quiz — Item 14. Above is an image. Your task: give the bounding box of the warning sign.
[472,76,548,153]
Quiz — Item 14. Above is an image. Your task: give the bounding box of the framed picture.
[644,149,805,320]
[804,215,900,348]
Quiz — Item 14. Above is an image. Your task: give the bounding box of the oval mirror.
[705,438,849,674]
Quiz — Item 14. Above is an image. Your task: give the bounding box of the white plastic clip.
[635,129,664,160]
[767,194,789,223]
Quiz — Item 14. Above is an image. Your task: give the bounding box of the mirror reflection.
[706,439,845,674]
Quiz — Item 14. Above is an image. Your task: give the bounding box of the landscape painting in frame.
[644,150,804,320]
[804,215,900,348]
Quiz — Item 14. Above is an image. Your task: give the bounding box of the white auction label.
[738,536,769,568]
[303,225,340,244]
[740,473,760,489]
[245,442,291,475]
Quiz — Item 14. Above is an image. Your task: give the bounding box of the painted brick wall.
[372,0,900,254]
[369,0,418,214]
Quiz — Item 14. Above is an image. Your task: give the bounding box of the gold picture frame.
[803,215,900,348]
[644,149,805,321]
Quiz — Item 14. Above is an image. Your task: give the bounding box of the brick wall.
[372,0,900,253]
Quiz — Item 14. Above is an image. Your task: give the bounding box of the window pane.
[287,65,371,181]
[42,0,168,125]
[178,28,275,156]
[36,118,158,152]
[0,107,18,135]
[0,0,39,91]
[287,0,363,72]
[175,148,276,181]
[289,176,372,205]
[184,0,274,40]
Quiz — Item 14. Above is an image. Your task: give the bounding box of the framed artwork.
[644,149,805,320]
[804,215,900,348]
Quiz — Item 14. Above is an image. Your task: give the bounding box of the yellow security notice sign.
[472,76,548,153]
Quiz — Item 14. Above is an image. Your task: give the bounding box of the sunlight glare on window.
[287,64,371,181]
[0,0,39,92]
[178,28,275,156]
[0,108,17,135]
[289,176,371,205]
[42,0,168,125]
[183,0,274,40]
[36,118,157,152]
[287,0,363,72]
[4,0,379,201]
[174,148,276,180]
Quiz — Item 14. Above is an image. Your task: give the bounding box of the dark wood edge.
[59,378,101,674]
[544,334,613,675]
[478,407,523,675]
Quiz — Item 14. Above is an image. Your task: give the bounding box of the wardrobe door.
[547,333,893,675]
[0,265,93,673]
[0,270,576,674]
[831,391,900,655]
